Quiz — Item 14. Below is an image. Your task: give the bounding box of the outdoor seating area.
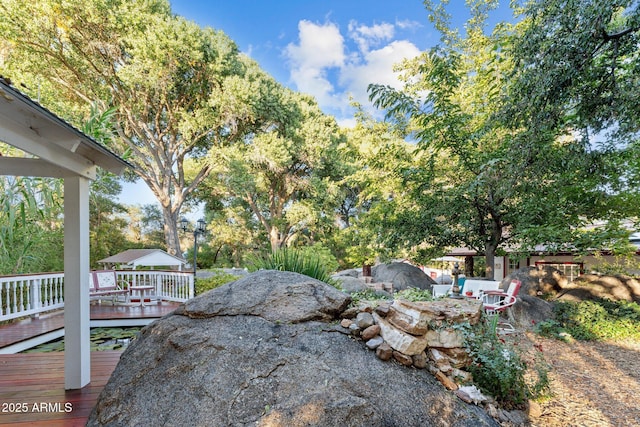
[460,279,501,298]
[89,270,130,304]
[0,270,193,329]
[430,278,522,335]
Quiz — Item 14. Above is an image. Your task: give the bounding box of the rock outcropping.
[88,271,497,426]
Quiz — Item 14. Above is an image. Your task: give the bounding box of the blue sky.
[170,0,513,125]
[120,0,513,207]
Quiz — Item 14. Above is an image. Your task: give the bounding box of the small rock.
[454,389,474,404]
[392,351,414,366]
[340,318,353,328]
[450,368,472,383]
[527,400,542,418]
[374,303,390,317]
[340,306,359,319]
[376,342,393,361]
[355,312,375,329]
[348,323,360,336]
[456,385,488,404]
[361,324,381,340]
[434,371,458,391]
[412,352,428,369]
[366,336,384,350]
[485,403,499,418]
[360,305,373,313]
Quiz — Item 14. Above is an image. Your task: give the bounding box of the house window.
[535,261,584,282]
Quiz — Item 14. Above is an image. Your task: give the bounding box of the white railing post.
[11,281,17,314]
[30,278,41,319]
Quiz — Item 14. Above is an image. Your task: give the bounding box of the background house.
[97,249,187,270]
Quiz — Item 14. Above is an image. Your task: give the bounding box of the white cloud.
[348,20,394,53]
[340,40,421,107]
[283,19,422,123]
[284,20,346,108]
[396,19,422,31]
[285,20,345,69]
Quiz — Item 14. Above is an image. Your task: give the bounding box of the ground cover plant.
[535,298,640,341]
[195,270,240,295]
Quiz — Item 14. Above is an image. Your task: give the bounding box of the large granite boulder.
[559,273,640,304]
[88,270,497,427]
[502,266,567,297]
[371,262,436,291]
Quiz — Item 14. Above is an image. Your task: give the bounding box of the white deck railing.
[0,270,194,322]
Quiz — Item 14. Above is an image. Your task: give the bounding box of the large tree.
[0,0,261,255]
[202,86,344,253]
[368,1,633,277]
[508,0,640,219]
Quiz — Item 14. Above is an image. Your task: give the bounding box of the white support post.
[64,176,91,390]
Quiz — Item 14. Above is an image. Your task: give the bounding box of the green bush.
[195,270,239,295]
[296,244,340,274]
[464,317,550,407]
[540,298,640,341]
[247,248,339,287]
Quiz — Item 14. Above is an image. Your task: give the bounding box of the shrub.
[195,270,239,295]
[296,244,340,274]
[464,316,551,407]
[247,248,339,288]
[542,298,640,341]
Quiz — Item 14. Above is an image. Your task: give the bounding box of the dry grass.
[526,334,640,427]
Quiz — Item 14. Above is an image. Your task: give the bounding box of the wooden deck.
[0,303,182,425]
[0,351,121,426]
[0,302,180,351]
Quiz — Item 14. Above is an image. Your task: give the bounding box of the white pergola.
[0,79,130,389]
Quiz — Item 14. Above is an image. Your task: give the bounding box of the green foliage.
[538,299,640,341]
[464,318,550,407]
[588,255,640,277]
[368,0,639,275]
[295,244,340,274]
[247,248,339,287]
[396,288,434,302]
[0,0,263,256]
[195,270,239,295]
[0,172,64,274]
[202,89,344,254]
[348,289,392,307]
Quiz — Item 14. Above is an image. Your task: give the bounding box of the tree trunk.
[269,227,280,253]
[162,208,182,256]
[464,256,474,277]
[484,245,495,279]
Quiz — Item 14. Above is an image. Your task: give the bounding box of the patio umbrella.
[431,256,463,263]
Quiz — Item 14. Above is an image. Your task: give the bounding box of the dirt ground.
[522,333,640,427]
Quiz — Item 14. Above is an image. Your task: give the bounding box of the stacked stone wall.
[341,298,483,391]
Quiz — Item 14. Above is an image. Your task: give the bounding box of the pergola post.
[63,175,91,389]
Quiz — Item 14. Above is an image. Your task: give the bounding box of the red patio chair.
[481,279,521,333]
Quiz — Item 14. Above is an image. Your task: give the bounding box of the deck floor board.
[0,351,121,425]
[0,303,181,425]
